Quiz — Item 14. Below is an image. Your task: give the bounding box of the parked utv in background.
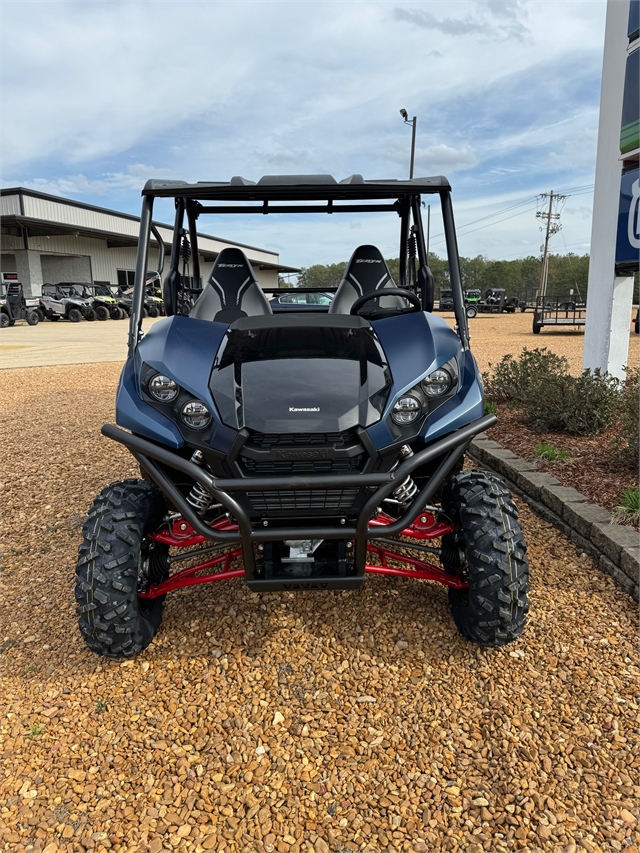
[145,272,165,316]
[439,287,477,318]
[80,283,124,320]
[113,277,162,318]
[76,172,529,660]
[438,287,454,312]
[476,287,518,314]
[40,283,96,322]
[0,280,40,327]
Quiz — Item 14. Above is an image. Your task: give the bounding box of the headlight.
[181,399,211,430]
[422,367,453,398]
[148,373,179,402]
[391,395,422,425]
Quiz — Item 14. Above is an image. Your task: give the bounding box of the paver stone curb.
[620,545,640,584]
[540,485,588,519]
[562,502,612,541]
[511,471,562,503]
[598,554,637,597]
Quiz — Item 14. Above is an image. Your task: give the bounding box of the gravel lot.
[1,363,639,853]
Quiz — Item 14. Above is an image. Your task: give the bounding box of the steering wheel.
[349,287,422,316]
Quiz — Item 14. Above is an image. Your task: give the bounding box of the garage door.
[41,255,92,284]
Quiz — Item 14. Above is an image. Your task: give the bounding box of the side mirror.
[418,265,434,312]
[162,269,179,317]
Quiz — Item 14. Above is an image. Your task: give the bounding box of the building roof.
[0,187,298,273]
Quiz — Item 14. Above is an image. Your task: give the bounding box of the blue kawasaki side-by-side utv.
[75,174,529,658]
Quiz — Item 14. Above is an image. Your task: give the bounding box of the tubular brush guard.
[101,414,495,592]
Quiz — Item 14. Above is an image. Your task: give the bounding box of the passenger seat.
[328,245,407,315]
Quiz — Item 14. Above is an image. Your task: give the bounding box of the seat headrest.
[210,247,256,287]
[342,245,394,294]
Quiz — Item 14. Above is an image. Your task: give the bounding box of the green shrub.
[612,486,640,526]
[558,370,620,435]
[483,400,497,416]
[535,443,569,462]
[484,349,621,436]
[611,367,639,470]
[483,348,568,405]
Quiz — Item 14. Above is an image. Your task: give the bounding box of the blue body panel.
[116,312,484,453]
[367,312,483,448]
[116,316,233,451]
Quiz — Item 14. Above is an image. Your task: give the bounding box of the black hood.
[209,315,391,433]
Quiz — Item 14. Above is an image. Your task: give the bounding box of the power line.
[429,203,540,248]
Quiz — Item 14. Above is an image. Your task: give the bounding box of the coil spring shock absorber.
[385,445,418,508]
[186,450,219,515]
[407,228,417,289]
[180,234,191,265]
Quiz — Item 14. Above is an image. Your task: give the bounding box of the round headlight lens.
[391,395,422,425]
[422,367,453,398]
[149,373,179,402]
[181,399,212,430]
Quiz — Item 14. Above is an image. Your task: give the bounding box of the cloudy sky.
[2,0,606,269]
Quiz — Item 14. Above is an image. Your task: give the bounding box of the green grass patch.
[484,401,497,416]
[534,443,570,462]
[27,723,45,739]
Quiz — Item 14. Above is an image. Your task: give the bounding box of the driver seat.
[190,248,272,323]
[328,245,407,315]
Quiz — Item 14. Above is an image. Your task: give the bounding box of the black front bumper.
[102,414,496,590]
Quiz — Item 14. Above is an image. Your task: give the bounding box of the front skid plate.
[246,576,365,592]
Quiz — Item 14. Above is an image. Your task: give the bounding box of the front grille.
[242,456,362,477]
[248,431,355,450]
[249,489,359,513]
[240,429,368,514]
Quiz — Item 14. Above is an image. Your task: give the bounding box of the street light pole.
[399,109,417,179]
[409,116,417,179]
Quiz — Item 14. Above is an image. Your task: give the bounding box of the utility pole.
[536,191,566,299]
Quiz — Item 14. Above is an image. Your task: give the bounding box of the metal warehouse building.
[0,187,294,297]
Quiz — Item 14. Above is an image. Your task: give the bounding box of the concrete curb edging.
[468,435,639,602]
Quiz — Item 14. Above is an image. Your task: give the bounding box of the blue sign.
[616,167,640,273]
[629,0,639,41]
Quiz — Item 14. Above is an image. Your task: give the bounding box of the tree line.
[293,252,599,302]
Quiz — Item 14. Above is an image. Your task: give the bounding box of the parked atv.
[0,281,40,327]
[76,173,529,659]
[79,283,124,320]
[40,283,96,322]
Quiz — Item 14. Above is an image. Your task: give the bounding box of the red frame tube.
[141,511,466,599]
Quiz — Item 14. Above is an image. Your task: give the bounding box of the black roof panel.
[142,174,451,201]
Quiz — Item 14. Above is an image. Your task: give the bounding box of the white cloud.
[1,0,606,263]
[4,164,170,197]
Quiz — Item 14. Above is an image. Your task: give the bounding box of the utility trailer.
[532,292,586,334]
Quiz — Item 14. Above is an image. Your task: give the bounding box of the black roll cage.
[128,175,470,355]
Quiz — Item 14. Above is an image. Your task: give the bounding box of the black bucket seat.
[190,247,272,323]
[328,245,407,315]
